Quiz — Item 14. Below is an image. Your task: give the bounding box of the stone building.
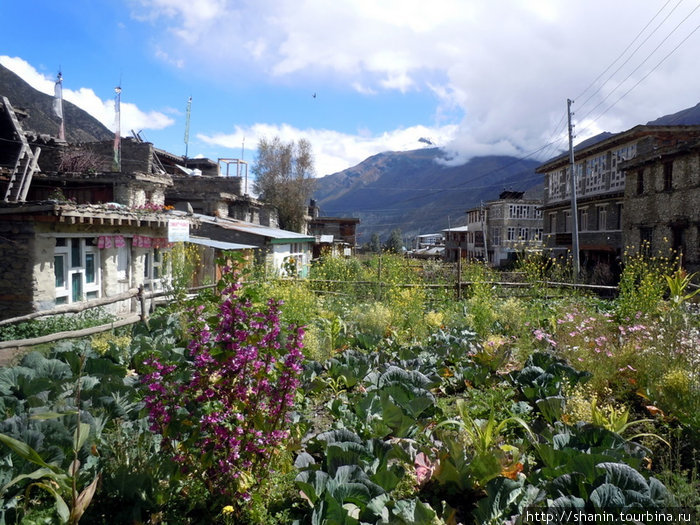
[466,190,543,267]
[536,125,700,278]
[621,137,700,273]
[0,98,193,320]
[442,226,470,262]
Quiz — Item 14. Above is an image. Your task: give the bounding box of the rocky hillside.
[0,64,113,142]
[314,148,542,244]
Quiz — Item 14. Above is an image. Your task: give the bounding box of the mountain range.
[313,149,542,244]
[314,103,700,244]
[0,64,112,142]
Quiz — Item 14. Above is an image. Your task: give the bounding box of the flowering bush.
[142,266,305,508]
[133,202,174,212]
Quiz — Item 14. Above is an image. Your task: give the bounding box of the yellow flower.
[222,505,234,515]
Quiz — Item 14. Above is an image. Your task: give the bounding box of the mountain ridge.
[314,148,542,243]
[0,64,113,142]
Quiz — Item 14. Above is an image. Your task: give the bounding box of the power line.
[578,3,700,124]
[574,0,680,111]
[582,21,700,131]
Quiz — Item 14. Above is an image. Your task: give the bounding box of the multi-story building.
[465,207,486,261]
[536,125,700,276]
[621,136,700,273]
[465,190,543,267]
[442,226,470,262]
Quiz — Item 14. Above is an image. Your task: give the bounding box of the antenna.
[184,96,192,159]
[242,137,247,195]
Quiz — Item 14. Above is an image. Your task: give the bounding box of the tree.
[369,233,382,253]
[252,136,316,232]
[385,229,404,253]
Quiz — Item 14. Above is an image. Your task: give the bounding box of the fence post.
[138,285,148,323]
[456,248,462,300]
[376,255,383,300]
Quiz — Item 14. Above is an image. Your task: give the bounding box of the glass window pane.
[86,291,98,299]
[54,255,65,288]
[56,238,67,247]
[85,254,95,283]
[56,296,68,305]
[71,238,81,267]
[71,273,82,302]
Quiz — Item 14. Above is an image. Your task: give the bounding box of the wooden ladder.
[2,96,40,202]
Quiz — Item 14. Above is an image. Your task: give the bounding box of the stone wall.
[0,220,36,320]
[38,139,154,174]
[0,219,171,321]
[623,148,700,272]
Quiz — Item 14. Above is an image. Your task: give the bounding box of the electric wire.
[574,0,682,112]
[577,3,700,125]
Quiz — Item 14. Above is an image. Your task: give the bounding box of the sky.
[2,0,699,178]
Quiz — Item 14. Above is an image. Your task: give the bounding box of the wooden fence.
[5,261,694,356]
[0,284,215,354]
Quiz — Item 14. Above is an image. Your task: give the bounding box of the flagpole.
[113,86,121,172]
[184,96,192,160]
[53,71,65,141]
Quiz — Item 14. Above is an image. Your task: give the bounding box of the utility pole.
[567,98,581,279]
[481,201,489,264]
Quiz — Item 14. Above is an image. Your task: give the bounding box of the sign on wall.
[168,219,190,242]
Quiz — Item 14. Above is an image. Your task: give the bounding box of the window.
[636,169,644,195]
[671,225,686,257]
[663,162,673,191]
[507,227,517,241]
[597,206,607,231]
[548,170,564,200]
[54,237,100,305]
[610,143,636,189]
[492,227,501,246]
[565,211,572,233]
[548,213,556,234]
[533,228,543,241]
[518,227,528,240]
[580,208,588,231]
[585,154,606,194]
[144,249,164,291]
[615,203,623,230]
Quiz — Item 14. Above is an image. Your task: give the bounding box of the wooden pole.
[138,285,148,322]
[456,248,462,300]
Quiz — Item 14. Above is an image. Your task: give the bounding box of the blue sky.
[2,0,699,177]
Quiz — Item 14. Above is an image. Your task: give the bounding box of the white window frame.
[585,154,606,194]
[144,248,166,291]
[580,208,589,232]
[54,237,101,305]
[610,143,636,190]
[597,206,608,231]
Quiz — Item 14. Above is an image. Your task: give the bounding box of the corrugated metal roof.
[188,236,257,250]
[195,214,315,242]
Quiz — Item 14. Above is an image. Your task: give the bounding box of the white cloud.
[198,122,458,177]
[0,55,175,134]
[133,0,700,163]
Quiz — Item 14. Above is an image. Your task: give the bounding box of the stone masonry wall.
[0,220,36,320]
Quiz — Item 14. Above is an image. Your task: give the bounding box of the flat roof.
[187,236,257,251]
